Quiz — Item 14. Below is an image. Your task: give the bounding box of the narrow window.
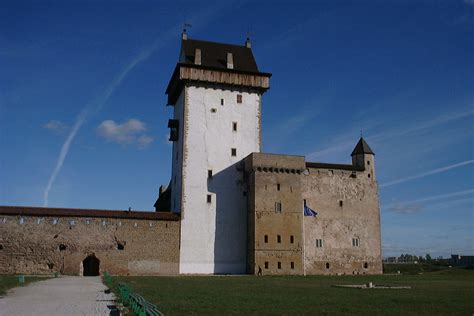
[326,262,330,269]
[339,200,343,207]
[232,122,238,131]
[364,262,368,269]
[316,239,323,248]
[278,262,282,269]
[211,108,217,113]
[275,202,282,213]
[264,262,269,269]
[290,235,294,244]
[208,170,213,178]
[352,238,360,247]
[221,98,224,106]
[291,262,295,269]
[207,194,212,203]
[168,119,179,141]
[231,148,237,156]
[264,235,268,243]
[367,161,370,165]
[368,174,371,178]
[277,235,281,243]
[117,243,125,250]
[277,183,280,191]
[237,94,242,103]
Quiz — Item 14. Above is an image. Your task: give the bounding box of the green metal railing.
[103,272,164,316]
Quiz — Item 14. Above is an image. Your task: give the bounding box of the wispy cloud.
[306,107,474,161]
[97,119,153,149]
[43,5,231,206]
[385,189,474,214]
[380,160,474,188]
[43,120,67,133]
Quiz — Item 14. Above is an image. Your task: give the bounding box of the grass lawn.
[0,275,50,296]
[110,268,474,315]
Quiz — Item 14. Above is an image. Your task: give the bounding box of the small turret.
[351,137,375,180]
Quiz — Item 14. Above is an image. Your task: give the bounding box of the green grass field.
[0,275,50,296]
[110,268,474,315]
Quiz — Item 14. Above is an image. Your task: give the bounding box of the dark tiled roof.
[181,39,259,72]
[0,205,180,221]
[306,162,365,172]
[351,137,375,156]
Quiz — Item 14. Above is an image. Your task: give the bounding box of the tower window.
[237,94,242,103]
[231,148,237,156]
[277,235,281,243]
[316,239,323,248]
[207,194,212,203]
[221,98,224,106]
[275,202,282,213]
[339,200,343,207]
[278,262,282,269]
[352,238,360,247]
[211,108,217,113]
[232,122,238,131]
[291,262,295,269]
[364,262,368,269]
[277,183,280,191]
[290,235,294,244]
[368,174,371,178]
[264,235,268,243]
[367,161,370,165]
[264,262,269,269]
[168,119,179,141]
[208,170,213,178]
[326,262,330,269]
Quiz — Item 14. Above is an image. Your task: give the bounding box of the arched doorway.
[82,255,100,276]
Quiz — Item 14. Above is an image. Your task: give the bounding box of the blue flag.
[304,204,318,217]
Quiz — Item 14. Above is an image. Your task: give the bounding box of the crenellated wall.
[0,207,180,276]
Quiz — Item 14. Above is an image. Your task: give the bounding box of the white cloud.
[43,120,67,133]
[97,119,153,148]
[137,135,154,149]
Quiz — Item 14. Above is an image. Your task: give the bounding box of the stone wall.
[245,152,382,276]
[245,153,306,275]
[302,166,382,275]
[0,207,180,276]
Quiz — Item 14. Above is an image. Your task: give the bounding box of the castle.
[0,33,382,276]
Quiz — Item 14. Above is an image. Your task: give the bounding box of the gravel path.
[0,276,117,316]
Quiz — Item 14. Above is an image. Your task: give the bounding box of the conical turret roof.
[351,137,374,156]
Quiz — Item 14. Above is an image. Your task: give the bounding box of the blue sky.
[0,1,472,258]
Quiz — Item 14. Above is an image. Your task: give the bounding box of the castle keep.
[0,33,382,276]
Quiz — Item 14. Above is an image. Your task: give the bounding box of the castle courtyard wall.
[0,207,180,276]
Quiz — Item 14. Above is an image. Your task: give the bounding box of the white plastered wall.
[177,85,261,274]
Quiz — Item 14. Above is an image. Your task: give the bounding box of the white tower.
[166,32,271,274]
